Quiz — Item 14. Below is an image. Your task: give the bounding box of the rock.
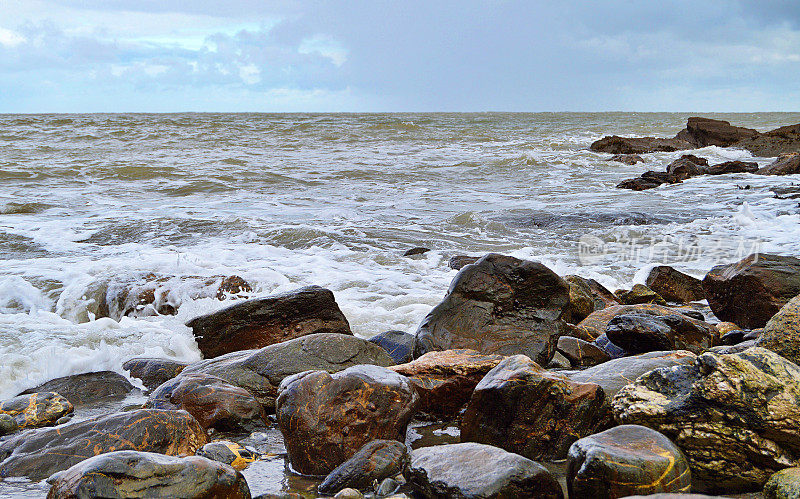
[566,275,620,313]
[620,495,725,499]
[666,155,709,181]
[575,303,714,340]
[759,152,800,176]
[318,439,408,495]
[563,276,597,324]
[646,266,705,303]
[0,392,73,429]
[757,294,800,365]
[567,350,697,398]
[217,275,253,300]
[123,357,189,391]
[736,123,800,157]
[772,184,800,199]
[181,333,394,409]
[0,414,18,436]
[414,253,570,367]
[594,333,627,358]
[145,373,266,430]
[196,441,256,470]
[556,337,610,367]
[0,409,207,480]
[376,477,402,496]
[675,117,759,148]
[591,135,693,154]
[389,349,505,419]
[702,253,800,329]
[333,489,364,499]
[617,177,666,191]
[706,160,758,175]
[448,255,480,270]
[548,350,572,369]
[606,312,716,354]
[45,450,250,499]
[460,355,612,460]
[369,330,415,364]
[615,284,667,305]
[403,247,430,257]
[567,425,691,498]
[764,467,800,499]
[612,347,800,493]
[405,442,563,499]
[186,285,352,358]
[708,339,757,354]
[276,365,418,475]
[607,154,645,165]
[715,321,742,335]
[720,329,745,345]
[20,371,135,406]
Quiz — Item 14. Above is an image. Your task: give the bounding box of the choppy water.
[1,112,799,402]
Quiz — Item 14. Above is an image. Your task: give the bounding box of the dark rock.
[318,439,408,494]
[217,275,253,300]
[666,155,709,181]
[594,334,627,358]
[196,441,256,470]
[563,276,598,324]
[186,285,352,358]
[406,442,563,499]
[575,303,714,340]
[736,123,800,157]
[706,160,758,175]
[771,184,800,199]
[0,392,73,429]
[0,409,207,480]
[46,450,250,499]
[414,253,570,367]
[620,495,726,499]
[556,337,611,367]
[276,365,418,475]
[720,329,745,345]
[369,330,415,364]
[615,284,667,305]
[389,349,505,419]
[763,467,800,499]
[702,253,800,329]
[612,347,800,493]
[448,255,480,270]
[0,414,18,436]
[20,371,135,406]
[646,266,705,303]
[591,136,693,154]
[182,333,394,409]
[123,357,189,391]
[758,152,800,175]
[708,339,757,354]
[461,355,612,460]
[145,373,266,430]
[606,312,716,354]
[548,351,571,369]
[641,170,681,184]
[607,154,645,165]
[757,294,800,365]
[675,117,759,148]
[404,247,430,257]
[617,177,666,191]
[567,425,691,498]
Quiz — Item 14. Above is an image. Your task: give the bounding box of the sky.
[0,0,799,112]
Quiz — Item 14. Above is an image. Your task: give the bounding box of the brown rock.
[216,275,253,299]
[757,294,800,365]
[607,154,645,165]
[617,177,665,191]
[736,123,800,157]
[448,255,480,270]
[675,117,759,148]
[615,284,667,305]
[758,152,800,175]
[318,439,408,495]
[706,161,758,175]
[591,136,693,154]
[576,303,716,341]
[646,266,705,303]
[556,336,611,367]
[123,357,189,391]
[666,155,709,180]
[20,372,135,406]
[605,312,716,354]
[0,392,73,429]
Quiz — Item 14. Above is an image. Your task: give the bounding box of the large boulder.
[590,136,692,154]
[758,152,800,175]
[757,294,800,365]
[575,303,714,340]
[646,266,705,303]
[181,333,394,409]
[763,467,800,499]
[612,347,800,493]
[414,254,570,366]
[145,373,266,430]
[123,357,189,391]
[389,349,505,419]
[276,365,418,475]
[0,409,207,480]
[702,253,800,329]
[0,392,73,429]
[460,355,612,460]
[46,450,250,499]
[186,285,352,358]
[567,425,691,498]
[369,330,415,364]
[665,155,709,181]
[318,440,408,495]
[675,117,759,148]
[20,371,135,406]
[736,123,800,157]
[605,312,716,354]
[406,442,563,499]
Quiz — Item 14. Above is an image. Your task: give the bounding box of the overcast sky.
[1,0,799,112]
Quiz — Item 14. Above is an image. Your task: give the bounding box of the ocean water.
[0,112,799,401]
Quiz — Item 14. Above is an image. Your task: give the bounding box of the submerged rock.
[646,266,705,303]
[706,160,758,175]
[757,294,800,365]
[403,247,430,257]
[448,255,480,270]
[20,371,135,406]
[123,357,189,391]
[369,330,415,364]
[0,392,73,429]
[318,439,408,495]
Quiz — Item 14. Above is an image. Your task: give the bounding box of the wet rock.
[615,284,667,305]
[548,351,572,369]
[646,266,705,303]
[376,477,401,496]
[567,350,696,398]
[702,253,800,329]
[567,425,691,498]
[0,414,18,436]
[708,339,757,354]
[763,467,800,499]
[607,154,645,165]
[46,450,249,499]
[772,184,800,200]
[403,247,430,257]
[196,441,256,470]
[736,123,800,157]
[715,321,743,335]
[414,253,570,366]
[759,152,800,176]
[389,349,505,419]
[594,333,627,358]
[187,285,352,358]
[606,312,716,354]
[612,347,800,493]
[123,357,189,391]
[575,303,713,340]
[406,442,563,499]
[20,371,135,406]
[217,275,253,300]
[334,489,364,499]
[461,355,612,460]
[182,333,394,409]
[318,439,408,495]
[0,408,207,480]
[666,155,709,181]
[564,276,620,321]
[706,160,758,175]
[276,365,418,475]
[675,117,759,148]
[757,294,800,365]
[0,392,73,429]
[556,337,610,368]
[720,329,745,345]
[448,255,480,270]
[369,330,415,364]
[620,495,725,499]
[590,135,692,154]
[616,177,666,191]
[145,373,266,430]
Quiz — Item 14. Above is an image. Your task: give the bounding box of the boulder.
[675,117,759,148]
[567,425,691,498]
[556,337,610,368]
[46,450,250,499]
[702,253,800,329]
[0,414,18,436]
[145,373,266,430]
[369,330,415,364]
[590,136,692,154]
[389,349,505,419]
[612,347,800,493]
[594,333,627,358]
[460,355,612,460]
[406,442,563,499]
[706,160,758,175]
[414,253,570,366]
[646,266,705,303]
[757,294,800,365]
[615,284,667,305]
[318,440,408,495]
[617,177,665,191]
[186,285,352,358]
[276,365,418,475]
[196,441,256,470]
[404,247,431,257]
[0,392,73,429]
[20,371,135,406]
[575,303,714,340]
[758,152,800,176]
[448,255,480,270]
[123,357,189,391]
[763,467,800,499]
[0,409,207,480]
[736,123,800,157]
[605,312,716,354]
[607,154,645,165]
[564,275,620,320]
[181,333,394,409]
[666,155,709,181]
